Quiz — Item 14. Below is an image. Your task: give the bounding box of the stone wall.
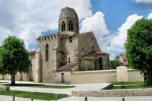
[29,53,35,81]
[0,72,30,81]
[79,59,95,71]
[62,35,78,63]
[72,89,152,97]
[78,32,100,57]
[56,71,71,83]
[70,69,143,84]
[78,32,109,70]
[37,33,59,83]
[71,70,117,84]
[128,69,143,81]
[1,69,143,84]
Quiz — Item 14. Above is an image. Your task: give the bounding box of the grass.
[112,85,152,89]
[0,82,8,83]
[111,81,152,89]
[0,83,75,89]
[112,81,144,85]
[0,90,69,100]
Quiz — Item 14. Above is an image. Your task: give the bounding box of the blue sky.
[92,0,152,31]
[0,0,152,59]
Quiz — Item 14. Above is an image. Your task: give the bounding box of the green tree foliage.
[110,60,121,69]
[115,56,120,60]
[0,36,31,85]
[115,54,124,60]
[125,18,152,86]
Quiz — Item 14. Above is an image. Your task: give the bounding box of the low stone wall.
[70,69,143,84]
[72,89,152,97]
[0,86,10,91]
[56,72,71,83]
[0,73,30,81]
[0,69,144,84]
[128,69,143,81]
[71,70,117,84]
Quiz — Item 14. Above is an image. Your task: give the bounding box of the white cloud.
[81,12,110,52]
[148,13,152,19]
[0,0,92,49]
[134,0,152,3]
[81,12,109,35]
[108,14,143,59]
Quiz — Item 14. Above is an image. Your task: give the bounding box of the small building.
[119,56,128,66]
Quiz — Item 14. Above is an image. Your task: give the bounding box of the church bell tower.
[58,7,79,34]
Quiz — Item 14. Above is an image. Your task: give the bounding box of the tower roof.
[59,7,78,20]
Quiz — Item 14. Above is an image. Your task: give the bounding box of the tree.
[125,18,152,86]
[115,54,124,60]
[115,56,120,60]
[0,36,31,85]
[110,60,121,69]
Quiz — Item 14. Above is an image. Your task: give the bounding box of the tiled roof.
[81,56,95,59]
[29,50,36,55]
[56,62,77,72]
[95,51,107,55]
[120,56,127,60]
[81,50,108,60]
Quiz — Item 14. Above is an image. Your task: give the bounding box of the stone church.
[29,7,109,83]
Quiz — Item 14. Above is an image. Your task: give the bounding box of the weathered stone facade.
[29,7,109,83]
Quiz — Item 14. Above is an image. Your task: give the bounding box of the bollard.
[55,94,58,101]
[122,97,125,101]
[31,92,34,101]
[12,91,15,101]
[85,96,88,101]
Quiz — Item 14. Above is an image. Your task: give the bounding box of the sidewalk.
[5,80,110,95]
[10,83,110,95]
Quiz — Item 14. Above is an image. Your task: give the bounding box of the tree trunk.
[11,74,15,85]
[146,69,152,86]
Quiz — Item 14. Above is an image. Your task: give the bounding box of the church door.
[99,57,103,70]
[95,60,98,70]
[61,73,64,83]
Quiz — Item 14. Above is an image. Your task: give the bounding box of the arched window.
[92,45,95,50]
[46,44,49,61]
[99,57,103,70]
[69,20,73,31]
[69,37,72,43]
[61,21,65,31]
[76,23,78,32]
[68,57,70,63]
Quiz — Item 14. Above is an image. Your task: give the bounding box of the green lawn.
[0,83,75,89]
[111,81,152,89]
[112,81,144,85]
[0,82,8,83]
[0,90,69,100]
